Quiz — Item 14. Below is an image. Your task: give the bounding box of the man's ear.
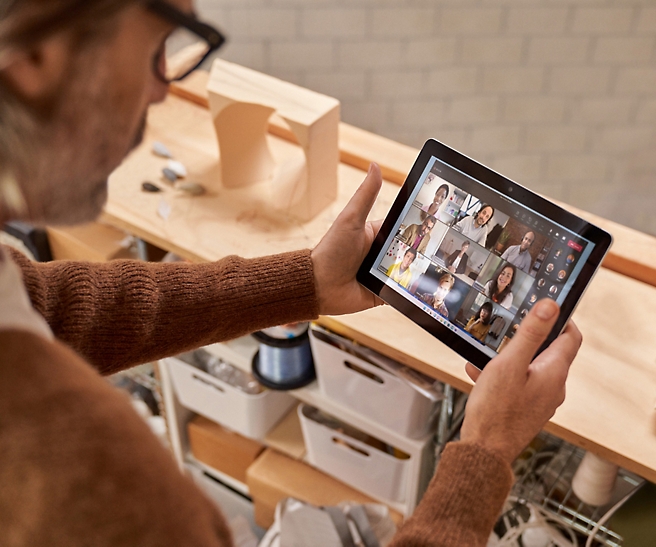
[1,34,72,101]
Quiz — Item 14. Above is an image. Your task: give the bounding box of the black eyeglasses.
[146,0,226,83]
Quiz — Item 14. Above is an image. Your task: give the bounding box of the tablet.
[357,140,612,370]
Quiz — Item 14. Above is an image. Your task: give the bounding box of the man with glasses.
[0,1,581,545]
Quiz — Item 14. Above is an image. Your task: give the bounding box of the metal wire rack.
[511,432,644,546]
[109,363,164,416]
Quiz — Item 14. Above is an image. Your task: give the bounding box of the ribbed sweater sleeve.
[388,442,514,546]
[4,246,319,375]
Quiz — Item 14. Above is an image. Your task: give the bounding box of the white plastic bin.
[310,326,441,438]
[298,404,410,504]
[165,354,296,441]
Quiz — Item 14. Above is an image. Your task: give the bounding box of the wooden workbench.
[104,73,656,485]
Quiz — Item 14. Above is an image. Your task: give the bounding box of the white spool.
[571,451,619,507]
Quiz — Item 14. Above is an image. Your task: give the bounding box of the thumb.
[465,362,481,382]
[368,218,384,238]
[339,163,382,226]
[501,299,560,375]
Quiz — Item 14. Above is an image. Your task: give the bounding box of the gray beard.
[11,73,149,227]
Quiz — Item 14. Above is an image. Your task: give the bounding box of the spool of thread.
[572,451,619,507]
[251,323,315,390]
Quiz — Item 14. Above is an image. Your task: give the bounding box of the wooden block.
[264,403,306,461]
[207,59,340,221]
[246,449,403,529]
[187,415,264,484]
[46,222,134,262]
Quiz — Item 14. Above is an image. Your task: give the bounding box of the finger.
[530,320,582,383]
[465,362,481,382]
[537,321,582,367]
[500,298,560,376]
[340,163,383,226]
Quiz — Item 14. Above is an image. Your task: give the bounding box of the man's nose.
[149,79,169,105]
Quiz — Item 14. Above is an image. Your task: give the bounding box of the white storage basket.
[298,404,410,504]
[165,354,295,440]
[310,326,441,439]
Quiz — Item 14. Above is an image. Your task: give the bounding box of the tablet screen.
[368,154,597,359]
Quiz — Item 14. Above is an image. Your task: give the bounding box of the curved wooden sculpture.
[207,59,340,221]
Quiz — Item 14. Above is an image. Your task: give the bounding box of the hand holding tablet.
[357,140,612,370]
[461,298,582,463]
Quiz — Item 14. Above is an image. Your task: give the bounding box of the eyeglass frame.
[145,0,226,83]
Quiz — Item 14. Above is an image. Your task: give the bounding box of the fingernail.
[368,163,374,175]
[535,299,558,320]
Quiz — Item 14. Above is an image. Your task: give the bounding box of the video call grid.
[377,169,588,354]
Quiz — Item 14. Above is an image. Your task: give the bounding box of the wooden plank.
[171,73,656,287]
[105,80,656,484]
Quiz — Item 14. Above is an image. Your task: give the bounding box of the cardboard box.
[246,449,403,529]
[187,415,264,483]
[46,222,134,262]
[264,402,306,461]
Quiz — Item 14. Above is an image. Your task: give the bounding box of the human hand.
[460,299,582,464]
[448,266,455,273]
[311,163,384,316]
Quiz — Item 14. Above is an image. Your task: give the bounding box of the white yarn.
[583,485,640,547]
[488,498,578,547]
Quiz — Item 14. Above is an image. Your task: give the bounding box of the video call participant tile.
[395,205,449,259]
[453,290,514,350]
[414,173,469,227]
[491,217,553,278]
[410,264,471,321]
[431,228,491,287]
[472,255,534,314]
[378,237,433,291]
[451,198,510,250]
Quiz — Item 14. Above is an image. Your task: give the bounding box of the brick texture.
[202,0,656,236]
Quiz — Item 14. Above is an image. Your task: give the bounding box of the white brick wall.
[199,0,656,236]
[440,8,503,34]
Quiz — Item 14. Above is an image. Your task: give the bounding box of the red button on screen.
[567,240,583,252]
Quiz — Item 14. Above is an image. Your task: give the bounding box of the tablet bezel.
[357,139,613,370]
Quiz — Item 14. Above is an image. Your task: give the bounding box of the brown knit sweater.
[1,247,513,546]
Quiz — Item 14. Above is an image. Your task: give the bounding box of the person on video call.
[483,263,516,310]
[445,240,470,274]
[421,183,450,220]
[465,301,494,342]
[0,1,583,545]
[399,215,436,255]
[418,272,455,318]
[453,203,494,247]
[386,247,417,289]
[501,231,535,274]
